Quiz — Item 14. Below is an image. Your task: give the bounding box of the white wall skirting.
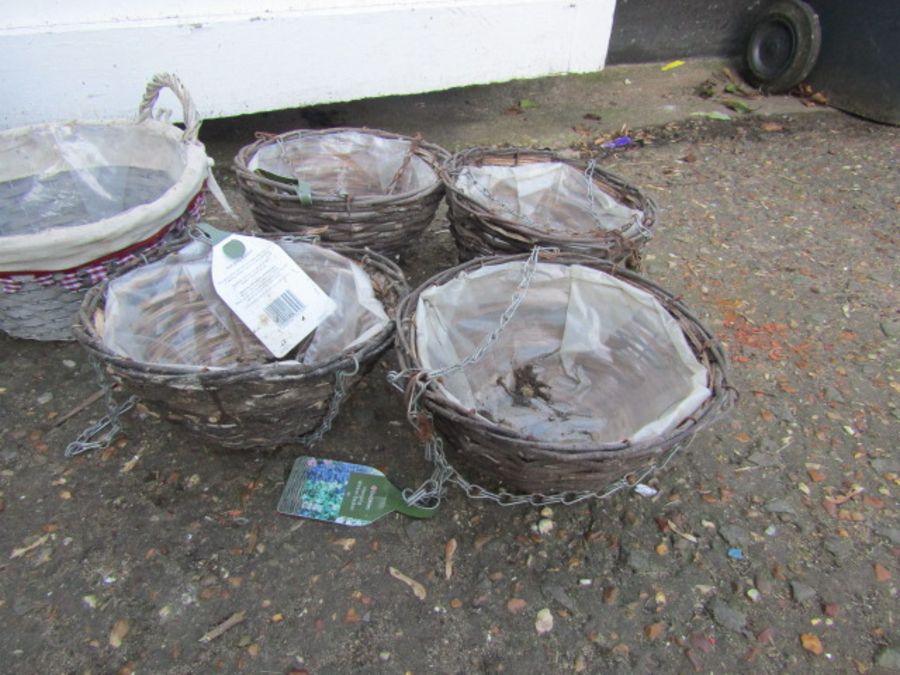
[1,0,616,129]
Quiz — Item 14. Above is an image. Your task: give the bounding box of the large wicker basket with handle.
[0,73,212,341]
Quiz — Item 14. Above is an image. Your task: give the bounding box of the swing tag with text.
[210,234,335,358]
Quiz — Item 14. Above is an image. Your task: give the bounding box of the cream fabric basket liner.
[0,120,209,272]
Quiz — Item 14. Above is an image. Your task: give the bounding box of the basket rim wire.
[439,147,658,262]
[72,235,409,448]
[394,250,737,494]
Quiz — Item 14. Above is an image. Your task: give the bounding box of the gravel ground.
[1,64,898,674]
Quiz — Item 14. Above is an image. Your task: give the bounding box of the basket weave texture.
[440,148,657,266]
[234,128,449,257]
[395,251,736,494]
[0,194,200,341]
[74,242,408,449]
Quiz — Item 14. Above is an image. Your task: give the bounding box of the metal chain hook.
[296,357,360,448]
[65,357,137,458]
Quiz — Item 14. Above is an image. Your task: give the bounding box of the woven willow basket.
[74,242,407,449]
[440,148,656,267]
[0,73,210,341]
[395,251,736,494]
[234,128,449,257]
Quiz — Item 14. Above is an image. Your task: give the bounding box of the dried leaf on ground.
[388,566,426,600]
[722,99,755,114]
[109,619,129,648]
[444,538,458,580]
[800,633,823,655]
[507,598,528,614]
[644,622,666,640]
[874,563,891,582]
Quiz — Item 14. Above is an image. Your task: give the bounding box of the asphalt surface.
[1,60,898,674]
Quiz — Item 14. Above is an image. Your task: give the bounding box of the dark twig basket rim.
[395,251,736,458]
[439,147,657,255]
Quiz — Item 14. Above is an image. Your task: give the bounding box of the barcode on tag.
[264,289,306,326]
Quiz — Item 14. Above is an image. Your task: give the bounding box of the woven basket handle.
[137,73,201,142]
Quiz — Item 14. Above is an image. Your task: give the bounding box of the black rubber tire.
[746,0,822,94]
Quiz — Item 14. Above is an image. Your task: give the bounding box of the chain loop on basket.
[297,357,360,448]
[405,436,688,509]
[65,357,137,458]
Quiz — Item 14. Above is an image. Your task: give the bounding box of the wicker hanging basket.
[395,251,736,495]
[0,73,212,341]
[74,237,408,449]
[234,128,449,257]
[440,148,656,266]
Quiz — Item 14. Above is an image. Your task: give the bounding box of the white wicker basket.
[0,73,212,341]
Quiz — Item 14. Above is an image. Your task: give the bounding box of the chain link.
[388,247,542,415]
[404,435,688,508]
[65,357,136,457]
[297,357,360,448]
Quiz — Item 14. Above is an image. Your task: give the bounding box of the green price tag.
[294,181,313,206]
[277,457,435,526]
[253,169,313,206]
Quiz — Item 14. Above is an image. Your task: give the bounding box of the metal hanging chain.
[385,135,422,195]
[402,434,691,509]
[388,247,542,419]
[65,357,137,457]
[583,158,652,242]
[296,357,360,448]
[459,167,541,229]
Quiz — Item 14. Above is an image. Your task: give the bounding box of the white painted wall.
[0,0,615,129]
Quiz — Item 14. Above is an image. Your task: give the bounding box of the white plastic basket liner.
[249,131,437,196]
[102,240,389,369]
[416,262,710,445]
[0,121,209,272]
[455,162,643,236]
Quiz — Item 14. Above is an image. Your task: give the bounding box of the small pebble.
[62,359,77,369]
[36,392,53,405]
